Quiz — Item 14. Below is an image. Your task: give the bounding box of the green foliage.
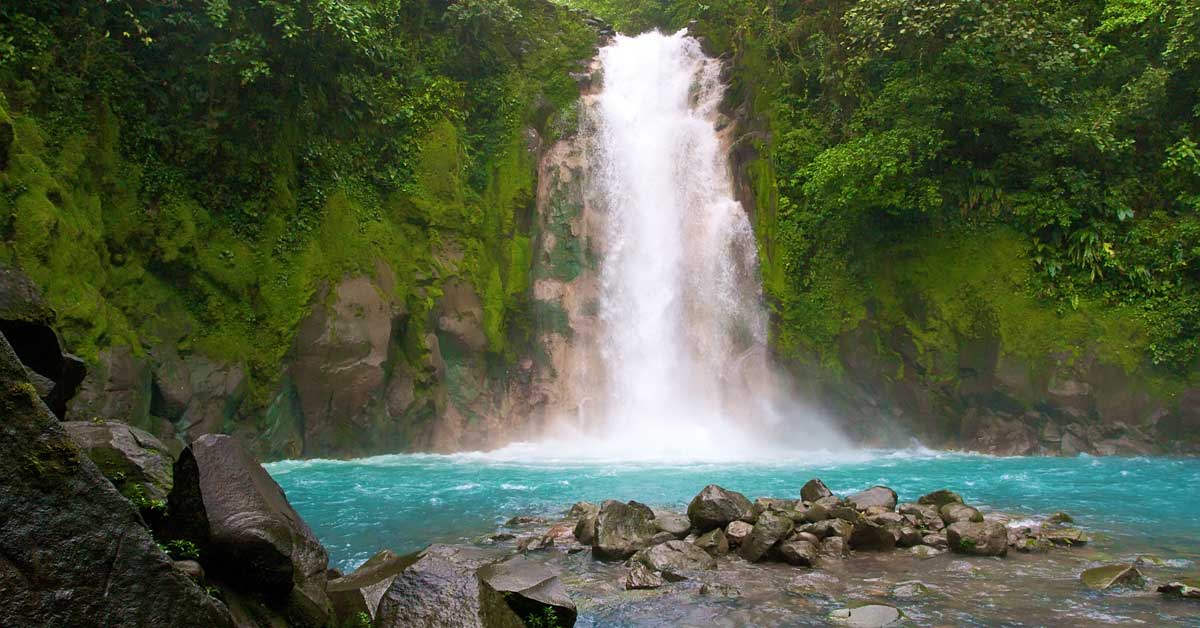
[162,539,201,561]
[525,606,565,628]
[0,0,597,409]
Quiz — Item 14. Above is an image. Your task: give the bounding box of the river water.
[268,451,1200,625]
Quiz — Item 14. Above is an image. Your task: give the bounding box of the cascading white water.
[495,30,846,461]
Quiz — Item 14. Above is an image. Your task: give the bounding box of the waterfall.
[500,30,846,461]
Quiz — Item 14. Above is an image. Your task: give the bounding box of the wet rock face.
[693,528,729,556]
[62,420,174,504]
[328,549,416,626]
[290,274,398,455]
[592,500,658,560]
[477,556,577,626]
[946,521,1008,557]
[687,484,756,532]
[0,266,85,418]
[0,334,233,628]
[190,434,332,626]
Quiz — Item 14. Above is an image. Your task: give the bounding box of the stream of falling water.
[500,30,846,461]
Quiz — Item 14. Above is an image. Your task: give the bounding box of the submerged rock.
[909,545,943,559]
[739,511,794,562]
[593,500,658,560]
[693,528,730,557]
[1157,579,1200,599]
[947,521,1008,557]
[633,540,716,581]
[328,549,415,626]
[687,484,755,532]
[1043,527,1090,546]
[846,486,897,511]
[801,478,834,502]
[829,604,902,627]
[1081,564,1145,591]
[625,562,665,590]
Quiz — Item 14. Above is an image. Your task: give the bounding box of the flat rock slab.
[1081,564,1145,591]
[830,604,902,627]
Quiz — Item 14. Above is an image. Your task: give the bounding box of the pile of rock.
[559,480,1094,589]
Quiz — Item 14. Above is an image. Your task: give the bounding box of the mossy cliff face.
[0,2,607,459]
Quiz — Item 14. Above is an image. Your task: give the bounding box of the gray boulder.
[477,556,577,627]
[820,536,849,558]
[801,478,834,502]
[573,510,597,545]
[191,434,332,626]
[62,420,174,507]
[809,518,854,541]
[848,518,896,552]
[374,544,541,628]
[753,497,797,518]
[725,520,754,547]
[0,333,233,628]
[633,540,716,581]
[739,511,794,562]
[918,489,963,509]
[846,486,897,511]
[1043,527,1090,546]
[946,521,1008,556]
[329,549,416,626]
[940,503,983,524]
[777,539,818,566]
[693,528,729,556]
[593,500,658,560]
[687,484,755,532]
[653,512,692,538]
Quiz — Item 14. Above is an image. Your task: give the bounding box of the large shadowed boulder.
[329,549,418,627]
[0,266,85,418]
[687,484,755,532]
[190,434,332,626]
[62,420,173,508]
[592,500,658,560]
[0,333,233,628]
[375,544,569,628]
[66,345,153,429]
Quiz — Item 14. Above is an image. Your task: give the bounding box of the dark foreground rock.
[191,434,332,626]
[687,484,755,532]
[829,604,902,627]
[376,544,576,628]
[329,549,416,626]
[1157,579,1200,599]
[62,420,174,505]
[0,333,233,628]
